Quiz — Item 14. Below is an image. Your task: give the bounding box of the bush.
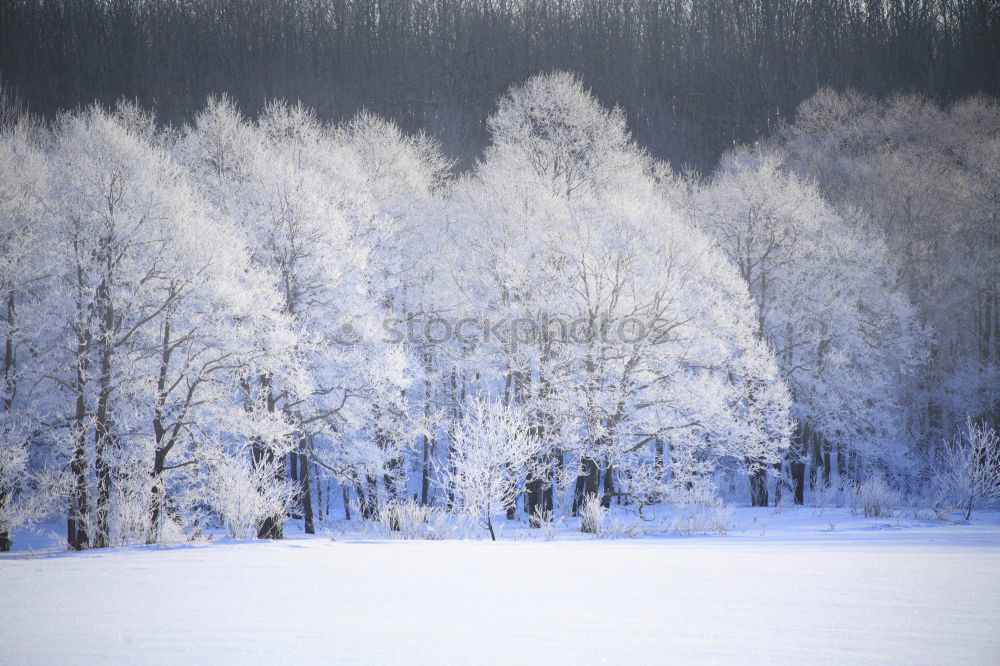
[850,476,899,518]
[378,499,455,540]
[578,494,606,534]
[810,473,845,514]
[931,418,1000,520]
[203,448,294,539]
[666,506,733,535]
[602,513,643,539]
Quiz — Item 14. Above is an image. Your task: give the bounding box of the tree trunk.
[147,448,167,544]
[749,463,768,507]
[810,431,823,489]
[253,376,283,540]
[359,475,379,520]
[92,266,119,549]
[790,421,808,505]
[254,443,282,539]
[822,438,832,486]
[314,462,324,521]
[653,440,665,503]
[525,455,549,527]
[505,489,517,520]
[68,336,90,551]
[1,293,14,551]
[420,352,433,506]
[601,465,615,508]
[286,451,301,520]
[773,461,783,506]
[0,490,10,551]
[544,449,560,515]
[573,457,600,514]
[3,291,14,411]
[298,449,314,534]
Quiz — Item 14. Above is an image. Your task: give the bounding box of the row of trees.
[2,0,997,170]
[0,73,995,549]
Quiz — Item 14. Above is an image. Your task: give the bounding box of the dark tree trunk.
[525,456,549,527]
[653,440,666,503]
[810,431,823,489]
[601,465,615,508]
[148,310,180,545]
[254,443,281,539]
[3,291,14,414]
[287,450,301,520]
[420,352,433,506]
[773,461,783,505]
[0,490,10,551]
[573,457,600,515]
[505,495,517,520]
[790,421,808,505]
[93,294,115,548]
[420,430,433,506]
[252,376,283,540]
[848,448,861,482]
[749,464,768,507]
[791,461,806,505]
[67,265,91,551]
[358,476,379,520]
[1,293,15,551]
[314,462,323,521]
[68,341,90,551]
[298,449,314,534]
[147,448,167,544]
[823,439,832,486]
[342,484,351,521]
[543,449,560,514]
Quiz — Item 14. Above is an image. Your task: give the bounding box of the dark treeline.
[2,0,998,170]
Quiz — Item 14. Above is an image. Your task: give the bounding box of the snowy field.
[3,509,1000,665]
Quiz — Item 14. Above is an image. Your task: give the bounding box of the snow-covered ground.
[3,509,999,664]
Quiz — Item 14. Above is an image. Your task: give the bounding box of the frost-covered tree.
[40,103,238,547]
[3,77,988,549]
[679,147,924,503]
[781,90,1000,451]
[0,119,48,550]
[932,419,1000,520]
[456,73,792,517]
[336,110,452,513]
[441,396,541,540]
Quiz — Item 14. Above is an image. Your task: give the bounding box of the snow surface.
[3,509,1000,664]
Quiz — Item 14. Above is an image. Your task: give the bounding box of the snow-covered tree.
[679,147,924,502]
[0,118,48,550]
[781,90,1000,452]
[440,396,542,540]
[932,418,1000,520]
[456,72,792,516]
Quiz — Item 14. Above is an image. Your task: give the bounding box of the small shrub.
[530,505,557,540]
[930,418,1000,520]
[667,506,733,535]
[810,473,844,515]
[850,476,899,518]
[203,448,294,539]
[378,499,458,540]
[578,494,606,534]
[602,513,643,539]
